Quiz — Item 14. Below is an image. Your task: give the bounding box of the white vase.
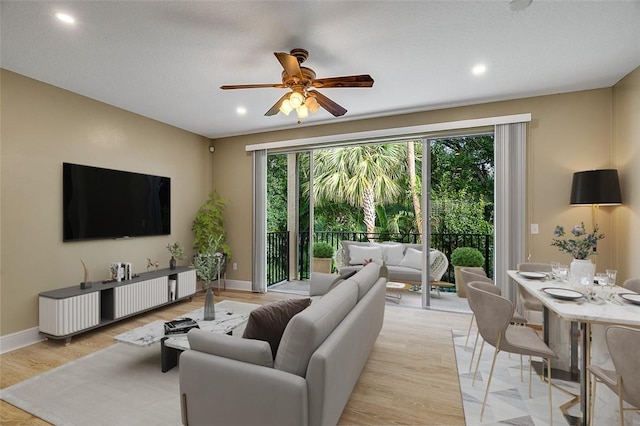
[570,258,595,293]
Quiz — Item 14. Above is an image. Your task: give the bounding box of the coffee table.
[114,300,259,372]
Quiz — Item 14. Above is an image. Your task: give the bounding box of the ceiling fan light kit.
[221,48,374,120]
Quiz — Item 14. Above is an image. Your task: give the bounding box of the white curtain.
[252,149,267,293]
[494,123,527,302]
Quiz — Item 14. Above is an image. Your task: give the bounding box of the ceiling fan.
[220,48,374,119]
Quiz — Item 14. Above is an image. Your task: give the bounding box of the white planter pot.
[570,258,595,293]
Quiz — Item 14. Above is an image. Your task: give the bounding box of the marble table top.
[508,270,640,327]
[114,300,259,349]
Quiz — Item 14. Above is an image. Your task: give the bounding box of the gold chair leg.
[548,357,553,426]
[481,345,501,422]
[469,330,480,372]
[528,356,532,398]
[618,375,624,426]
[473,340,485,385]
[589,373,596,426]
[465,313,475,347]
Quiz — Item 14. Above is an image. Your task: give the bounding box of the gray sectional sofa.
[179,263,385,426]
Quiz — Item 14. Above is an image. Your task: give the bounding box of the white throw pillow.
[348,245,383,265]
[372,242,405,266]
[399,247,422,270]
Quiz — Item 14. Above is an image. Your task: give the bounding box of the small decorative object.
[147,258,159,273]
[110,262,132,281]
[551,223,604,291]
[80,259,91,289]
[191,235,225,320]
[166,242,185,270]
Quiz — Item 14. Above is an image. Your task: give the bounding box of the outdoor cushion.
[348,245,382,265]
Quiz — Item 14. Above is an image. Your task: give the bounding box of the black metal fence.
[267,231,289,286]
[267,230,493,286]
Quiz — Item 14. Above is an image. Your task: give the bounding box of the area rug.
[1,343,181,425]
[452,329,579,425]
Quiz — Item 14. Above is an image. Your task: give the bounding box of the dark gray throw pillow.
[242,298,311,359]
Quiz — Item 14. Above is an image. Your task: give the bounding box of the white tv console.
[38,267,197,343]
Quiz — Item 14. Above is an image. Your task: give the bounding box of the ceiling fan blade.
[264,93,290,116]
[309,90,347,117]
[274,52,302,79]
[221,83,286,90]
[312,74,374,88]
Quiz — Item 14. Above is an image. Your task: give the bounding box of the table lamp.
[570,169,622,254]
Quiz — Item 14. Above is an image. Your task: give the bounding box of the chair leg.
[528,356,532,398]
[465,313,475,347]
[469,330,480,372]
[480,342,502,421]
[473,340,485,385]
[617,375,624,426]
[547,357,553,426]
[589,373,597,426]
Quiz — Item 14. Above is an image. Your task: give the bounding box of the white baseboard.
[222,279,252,292]
[0,327,45,354]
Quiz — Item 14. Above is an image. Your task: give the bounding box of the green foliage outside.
[450,247,485,267]
[266,134,495,239]
[312,241,334,258]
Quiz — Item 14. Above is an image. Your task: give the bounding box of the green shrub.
[313,242,334,258]
[450,247,484,267]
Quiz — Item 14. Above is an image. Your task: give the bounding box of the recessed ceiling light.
[472,64,487,76]
[55,12,75,24]
[236,106,247,115]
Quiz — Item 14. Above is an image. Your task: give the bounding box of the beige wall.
[0,70,212,336]
[213,86,633,283]
[613,67,640,280]
[2,65,638,338]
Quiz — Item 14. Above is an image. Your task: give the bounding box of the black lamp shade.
[570,169,622,205]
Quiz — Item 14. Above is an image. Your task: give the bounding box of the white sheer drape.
[252,149,267,293]
[494,122,527,302]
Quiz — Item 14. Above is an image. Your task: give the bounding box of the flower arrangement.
[166,242,185,261]
[551,223,604,259]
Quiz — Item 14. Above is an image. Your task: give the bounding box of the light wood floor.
[0,290,471,425]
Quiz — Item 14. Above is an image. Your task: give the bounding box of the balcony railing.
[267,231,493,286]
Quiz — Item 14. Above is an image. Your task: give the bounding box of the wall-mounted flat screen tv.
[63,163,171,241]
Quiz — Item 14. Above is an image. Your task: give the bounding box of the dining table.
[508,270,640,426]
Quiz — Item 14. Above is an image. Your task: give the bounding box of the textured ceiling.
[2,1,639,139]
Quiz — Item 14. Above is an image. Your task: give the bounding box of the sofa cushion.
[347,263,382,301]
[372,242,405,266]
[340,241,370,265]
[399,247,423,270]
[275,281,358,376]
[348,245,382,265]
[242,298,311,359]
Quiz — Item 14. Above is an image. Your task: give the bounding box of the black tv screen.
[63,163,171,241]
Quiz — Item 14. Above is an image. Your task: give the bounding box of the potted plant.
[312,242,334,273]
[450,247,485,298]
[192,191,232,258]
[166,242,184,270]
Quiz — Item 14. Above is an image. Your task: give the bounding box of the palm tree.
[407,140,422,237]
[313,145,405,238]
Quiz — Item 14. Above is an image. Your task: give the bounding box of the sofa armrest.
[187,328,273,367]
[180,349,308,426]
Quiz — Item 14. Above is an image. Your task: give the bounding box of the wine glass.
[551,262,560,280]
